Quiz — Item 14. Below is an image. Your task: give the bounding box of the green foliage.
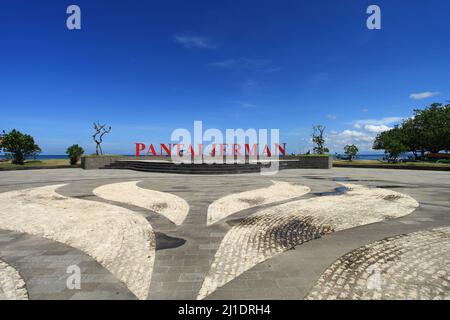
[373,127,408,160]
[411,103,450,153]
[300,154,332,157]
[82,154,122,158]
[312,125,329,154]
[344,144,359,161]
[384,140,409,160]
[401,117,426,157]
[373,103,450,157]
[66,144,85,165]
[0,129,41,165]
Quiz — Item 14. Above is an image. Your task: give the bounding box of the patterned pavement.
[306,227,450,300]
[0,258,28,300]
[0,230,135,300]
[0,168,449,300]
[199,183,418,299]
[0,185,155,299]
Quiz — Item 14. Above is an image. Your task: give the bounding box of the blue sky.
[1,0,449,154]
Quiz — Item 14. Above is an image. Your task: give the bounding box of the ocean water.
[348,154,385,160]
[1,154,387,161]
[0,155,69,160]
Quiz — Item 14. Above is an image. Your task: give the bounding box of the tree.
[0,129,41,164]
[312,125,329,154]
[373,127,408,161]
[93,121,112,155]
[384,140,408,161]
[400,117,426,159]
[0,131,4,156]
[66,144,84,165]
[411,103,450,153]
[374,103,450,159]
[344,144,359,161]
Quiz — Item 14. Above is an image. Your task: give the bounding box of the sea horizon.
[0,154,390,161]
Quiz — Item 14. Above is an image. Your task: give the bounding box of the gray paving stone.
[1,167,450,300]
[0,230,135,300]
[178,273,206,283]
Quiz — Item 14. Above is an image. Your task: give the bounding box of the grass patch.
[301,154,332,157]
[82,154,123,158]
[0,159,75,170]
[334,160,450,167]
[284,154,332,159]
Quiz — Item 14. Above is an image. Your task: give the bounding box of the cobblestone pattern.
[140,179,312,299]
[0,259,28,300]
[198,183,419,299]
[207,181,310,226]
[93,181,189,225]
[0,185,155,300]
[0,229,136,300]
[306,227,450,300]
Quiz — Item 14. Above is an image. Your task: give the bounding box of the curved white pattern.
[0,260,28,300]
[306,226,450,300]
[198,183,419,299]
[0,185,155,300]
[207,181,311,226]
[93,181,189,225]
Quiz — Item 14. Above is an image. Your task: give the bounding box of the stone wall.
[81,155,332,170]
[81,157,121,170]
[81,156,170,170]
[280,156,333,169]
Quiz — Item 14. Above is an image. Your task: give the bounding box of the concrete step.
[104,161,263,174]
[102,158,330,173]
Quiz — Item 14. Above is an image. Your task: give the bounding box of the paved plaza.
[0,168,449,300]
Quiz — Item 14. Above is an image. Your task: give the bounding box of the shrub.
[66,144,84,165]
[312,125,329,154]
[344,144,359,161]
[0,129,41,164]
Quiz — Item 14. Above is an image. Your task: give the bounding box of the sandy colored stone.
[94,181,189,225]
[198,183,419,299]
[207,181,310,226]
[0,184,155,300]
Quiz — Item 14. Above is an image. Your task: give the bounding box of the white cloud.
[328,116,402,152]
[339,130,374,141]
[354,117,403,126]
[364,124,392,134]
[209,59,236,68]
[286,116,403,153]
[409,91,440,100]
[308,72,329,85]
[285,128,308,137]
[265,67,282,73]
[209,58,273,71]
[327,130,376,152]
[361,108,369,113]
[173,35,217,49]
[241,79,260,95]
[327,114,337,120]
[238,102,257,108]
